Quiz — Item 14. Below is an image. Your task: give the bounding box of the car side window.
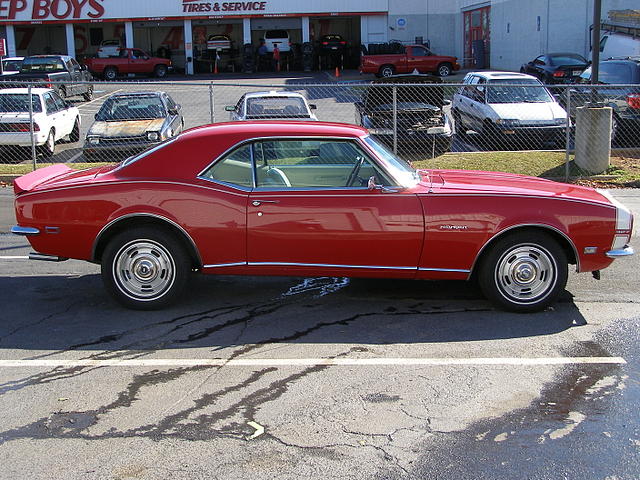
[252,139,390,188]
[43,92,59,114]
[52,92,67,111]
[533,56,545,66]
[411,46,429,57]
[473,78,486,103]
[201,144,253,188]
[69,58,81,71]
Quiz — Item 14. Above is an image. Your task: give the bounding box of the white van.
[596,23,640,60]
[264,30,291,53]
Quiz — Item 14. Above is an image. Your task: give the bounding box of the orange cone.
[214,59,218,74]
[335,66,340,78]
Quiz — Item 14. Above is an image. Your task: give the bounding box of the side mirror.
[368,176,401,193]
[168,107,178,115]
[309,104,317,110]
[225,105,235,111]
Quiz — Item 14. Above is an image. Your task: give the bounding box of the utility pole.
[591,0,601,87]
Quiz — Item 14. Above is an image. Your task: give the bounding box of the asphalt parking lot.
[0,186,639,479]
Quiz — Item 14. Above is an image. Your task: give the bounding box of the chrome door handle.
[252,200,279,206]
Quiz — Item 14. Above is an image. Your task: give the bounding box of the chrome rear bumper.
[11,226,40,236]
[606,245,634,258]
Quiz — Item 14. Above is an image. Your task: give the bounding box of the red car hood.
[426,169,611,206]
[13,164,119,195]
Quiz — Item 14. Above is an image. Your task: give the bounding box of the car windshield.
[96,95,166,121]
[549,54,587,66]
[363,136,419,187]
[2,59,23,71]
[245,97,309,119]
[0,93,42,113]
[487,78,553,103]
[20,58,66,73]
[266,30,288,39]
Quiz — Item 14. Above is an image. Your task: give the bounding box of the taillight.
[1,122,39,132]
[340,41,346,45]
[553,71,565,77]
[322,42,328,45]
[627,94,640,109]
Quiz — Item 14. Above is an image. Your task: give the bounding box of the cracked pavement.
[0,187,639,479]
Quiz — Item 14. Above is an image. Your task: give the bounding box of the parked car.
[319,34,348,54]
[4,55,93,101]
[84,48,172,80]
[207,34,233,52]
[452,71,568,148]
[360,44,460,77]
[565,57,640,145]
[84,91,183,160]
[597,22,640,60]
[0,87,80,158]
[97,39,122,58]
[11,122,634,311]
[264,30,290,53]
[355,74,452,156]
[226,91,317,121]
[520,53,589,84]
[1,57,25,75]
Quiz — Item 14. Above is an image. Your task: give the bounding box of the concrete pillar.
[575,106,612,174]
[302,16,310,43]
[360,16,368,46]
[5,25,16,56]
[183,19,193,75]
[243,18,251,45]
[124,22,134,48]
[65,24,75,58]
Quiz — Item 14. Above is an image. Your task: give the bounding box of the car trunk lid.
[13,163,117,195]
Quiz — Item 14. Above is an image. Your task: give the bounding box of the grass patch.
[0,162,111,175]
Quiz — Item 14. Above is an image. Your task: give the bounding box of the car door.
[42,92,64,140]
[163,94,182,136]
[50,91,75,137]
[129,49,147,74]
[457,76,483,130]
[245,138,424,277]
[406,46,433,73]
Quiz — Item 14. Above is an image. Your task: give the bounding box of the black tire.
[101,226,191,310]
[154,64,168,78]
[453,109,466,136]
[58,86,67,99]
[69,118,80,143]
[477,231,568,312]
[378,65,395,78]
[104,67,118,81]
[82,85,94,101]
[41,129,55,157]
[437,63,452,77]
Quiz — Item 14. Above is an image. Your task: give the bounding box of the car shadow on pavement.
[0,273,586,352]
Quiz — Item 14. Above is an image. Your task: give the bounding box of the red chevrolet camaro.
[12,121,634,311]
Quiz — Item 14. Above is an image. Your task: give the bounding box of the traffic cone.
[335,66,340,78]
[214,59,218,74]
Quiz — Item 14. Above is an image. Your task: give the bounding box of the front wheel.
[101,227,191,310]
[82,85,94,101]
[104,67,118,81]
[154,65,168,78]
[437,63,452,77]
[378,65,395,78]
[478,231,568,312]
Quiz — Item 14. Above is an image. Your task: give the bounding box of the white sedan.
[225,91,317,121]
[0,88,80,158]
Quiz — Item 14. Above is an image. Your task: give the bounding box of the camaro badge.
[439,225,468,230]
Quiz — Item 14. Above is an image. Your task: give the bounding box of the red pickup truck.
[84,48,172,80]
[360,45,460,77]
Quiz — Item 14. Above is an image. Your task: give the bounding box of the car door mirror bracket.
[368,176,402,193]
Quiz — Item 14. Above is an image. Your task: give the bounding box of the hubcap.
[495,244,557,303]
[113,240,175,301]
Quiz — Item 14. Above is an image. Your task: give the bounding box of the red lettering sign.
[0,38,6,56]
[29,0,103,20]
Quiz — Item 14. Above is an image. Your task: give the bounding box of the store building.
[0,0,638,74]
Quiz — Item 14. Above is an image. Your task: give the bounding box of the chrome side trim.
[92,213,202,266]
[11,226,40,236]
[29,253,68,262]
[469,223,581,274]
[606,246,634,258]
[418,267,471,273]
[248,262,416,270]
[422,193,616,210]
[203,262,246,268]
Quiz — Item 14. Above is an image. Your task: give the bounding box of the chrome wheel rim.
[495,243,557,304]
[438,66,449,76]
[113,239,175,301]
[382,68,393,77]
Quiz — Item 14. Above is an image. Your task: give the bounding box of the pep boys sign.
[0,0,104,20]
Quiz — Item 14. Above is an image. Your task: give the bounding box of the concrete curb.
[0,175,19,185]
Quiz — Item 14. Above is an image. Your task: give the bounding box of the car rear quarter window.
[200,144,253,188]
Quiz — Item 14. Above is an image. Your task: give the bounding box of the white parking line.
[0,357,627,368]
[0,256,29,259]
[79,89,122,108]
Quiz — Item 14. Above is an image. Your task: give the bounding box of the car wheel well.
[93,216,201,269]
[471,226,577,279]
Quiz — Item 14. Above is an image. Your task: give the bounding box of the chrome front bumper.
[11,226,40,236]
[606,245,634,258]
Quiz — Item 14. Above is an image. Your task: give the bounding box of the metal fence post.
[392,85,397,155]
[28,84,36,171]
[209,82,215,124]
[564,88,572,182]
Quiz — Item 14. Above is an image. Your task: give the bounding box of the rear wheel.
[82,85,94,101]
[453,109,466,135]
[154,65,168,78]
[104,67,118,81]
[478,231,568,312]
[58,86,67,99]
[101,226,191,310]
[378,65,395,78]
[69,118,80,142]
[41,129,55,157]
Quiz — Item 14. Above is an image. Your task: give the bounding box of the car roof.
[2,57,24,61]
[180,121,367,141]
[244,91,306,99]
[0,87,52,94]
[25,55,72,60]
[468,71,539,80]
[108,91,164,98]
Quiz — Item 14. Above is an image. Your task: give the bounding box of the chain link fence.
[0,79,638,181]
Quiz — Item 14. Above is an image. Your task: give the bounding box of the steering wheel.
[346,157,365,187]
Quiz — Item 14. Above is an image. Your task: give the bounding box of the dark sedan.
[520,53,589,84]
[84,91,184,160]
